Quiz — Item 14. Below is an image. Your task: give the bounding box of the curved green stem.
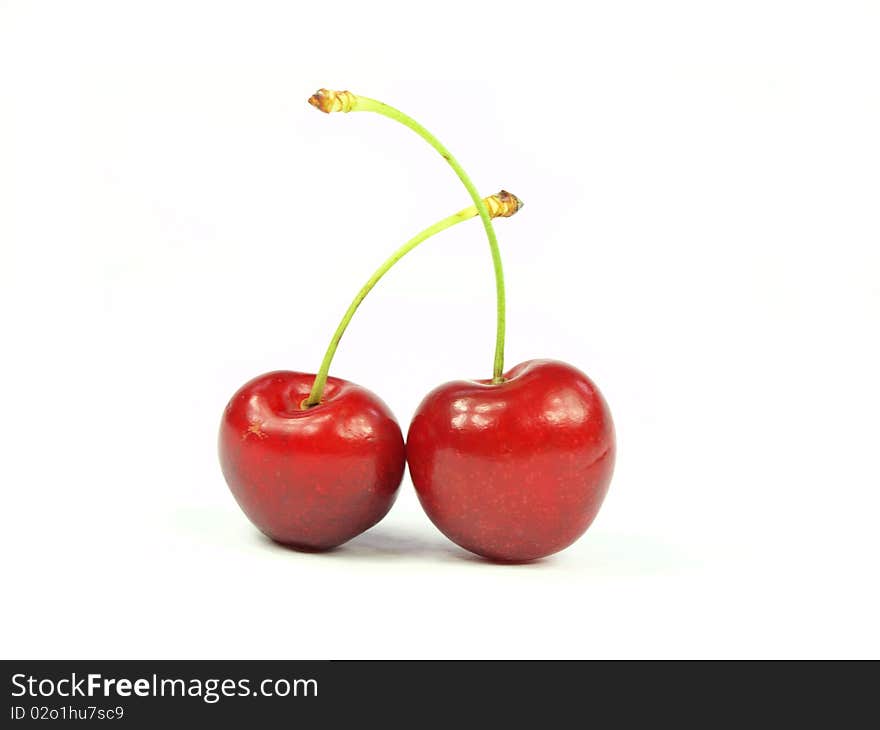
[313,92,507,383]
[306,201,498,407]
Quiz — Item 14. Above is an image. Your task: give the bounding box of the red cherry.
[219,371,405,550]
[407,359,615,562]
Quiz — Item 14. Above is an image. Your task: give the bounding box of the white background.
[2,1,878,659]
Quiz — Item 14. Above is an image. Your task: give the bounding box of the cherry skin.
[406,359,615,562]
[219,371,405,550]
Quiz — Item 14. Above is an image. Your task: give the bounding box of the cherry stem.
[309,89,509,384]
[304,191,523,407]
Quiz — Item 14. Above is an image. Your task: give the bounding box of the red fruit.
[407,359,615,562]
[219,371,405,550]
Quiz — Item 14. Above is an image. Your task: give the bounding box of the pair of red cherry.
[218,90,615,562]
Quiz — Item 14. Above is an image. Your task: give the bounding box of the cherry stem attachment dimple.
[309,88,510,383]
[304,191,523,407]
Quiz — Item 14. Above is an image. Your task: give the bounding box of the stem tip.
[308,89,356,114]
[485,190,524,218]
